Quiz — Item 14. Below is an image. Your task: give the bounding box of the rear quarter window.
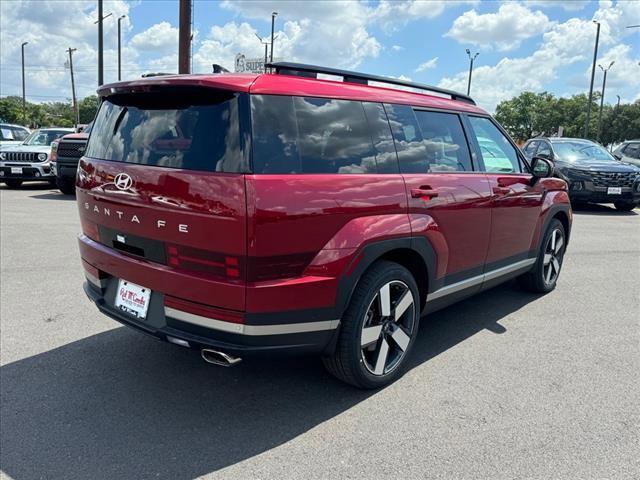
[251,95,394,174]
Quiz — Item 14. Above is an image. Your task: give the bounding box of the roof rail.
[266,61,476,105]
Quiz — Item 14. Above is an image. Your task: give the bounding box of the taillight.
[50,141,58,162]
[80,218,100,242]
[166,244,243,280]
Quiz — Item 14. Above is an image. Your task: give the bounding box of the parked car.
[0,127,74,188]
[77,62,571,388]
[0,123,30,146]
[612,140,640,168]
[523,137,640,211]
[51,123,92,195]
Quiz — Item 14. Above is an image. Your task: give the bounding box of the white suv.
[0,128,73,188]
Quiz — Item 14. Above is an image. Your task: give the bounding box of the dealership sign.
[234,54,282,73]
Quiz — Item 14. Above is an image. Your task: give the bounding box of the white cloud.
[130,22,178,55]
[0,0,134,100]
[416,57,439,72]
[523,1,589,11]
[392,45,404,52]
[439,1,640,111]
[371,0,479,32]
[588,44,640,103]
[445,3,552,51]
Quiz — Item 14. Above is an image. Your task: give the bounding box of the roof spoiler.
[265,61,476,105]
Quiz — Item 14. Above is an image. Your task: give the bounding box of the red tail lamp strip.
[166,244,243,279]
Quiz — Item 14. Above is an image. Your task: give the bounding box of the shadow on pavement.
[571,202,637,216]
[30,192,76,201]
[0,280,537,480]
[0,182,54,191]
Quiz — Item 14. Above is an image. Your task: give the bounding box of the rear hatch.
[77,85,250,311]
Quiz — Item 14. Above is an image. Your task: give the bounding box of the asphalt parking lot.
[1,182,638,480]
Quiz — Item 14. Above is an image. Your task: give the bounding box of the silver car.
[0,128,74,188]
[613,140,640,168]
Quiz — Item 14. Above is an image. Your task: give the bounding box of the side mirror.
[531,156,553,182]
[613,153,622,160]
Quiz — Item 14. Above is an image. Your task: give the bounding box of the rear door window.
[413,110,472,172]
[383,103,428,173]
[86,90,244,172]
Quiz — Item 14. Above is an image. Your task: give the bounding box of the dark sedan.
[523,137,640,211]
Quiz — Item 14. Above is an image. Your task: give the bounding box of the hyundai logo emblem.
[114,173,133,191]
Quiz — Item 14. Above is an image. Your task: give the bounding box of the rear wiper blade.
[112,107,128,135]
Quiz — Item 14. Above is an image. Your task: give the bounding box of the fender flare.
[334,236,437,318]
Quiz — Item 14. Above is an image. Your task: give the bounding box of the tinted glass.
[468,116,521,173]
[524,141,538,157]
[12,128,29,141]
[384,103,428,173]
[86,90,243,172]
[552,141,616,162]
[536,141,552,158]
[251,95,300,173]
[362,102,399,173]
[24,130,69,146]
[414,110,472,172]
[623,142,640,159]
[294,97,377,174]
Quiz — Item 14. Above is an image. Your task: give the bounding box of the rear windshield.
[86,89,244,172]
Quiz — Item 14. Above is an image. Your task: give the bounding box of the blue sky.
[1,1,638,112]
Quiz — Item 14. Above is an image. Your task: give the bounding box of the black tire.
[48,178,57,186]
[56,176,76,195]
[322,260,420,389]
[614,201,636,212]
[518,218,566,293]
[3,179,23,189]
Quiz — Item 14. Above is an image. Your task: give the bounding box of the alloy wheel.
[360,280,415,376]
[543,228,564,286]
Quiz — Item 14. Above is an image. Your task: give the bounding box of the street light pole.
[67,47,79,128]
[21,41,28,125]
[118,15,126,81]
[584,20,600,139]
[465,49,479,96]
[270,12,278,64]
[596,61,614,142]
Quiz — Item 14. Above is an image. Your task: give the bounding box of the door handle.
[411,187,439,199]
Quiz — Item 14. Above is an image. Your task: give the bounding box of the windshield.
[23,130,69,146]
[553,142,617,162]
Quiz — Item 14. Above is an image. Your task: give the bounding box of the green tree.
[0,96,25,124]
[79,95,99,124]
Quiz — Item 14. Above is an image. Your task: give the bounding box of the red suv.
[77,63,571,388]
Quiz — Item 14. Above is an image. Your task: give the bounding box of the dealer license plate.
[10,167,23,174]
[115,279,151,319]
[607,187,622,195]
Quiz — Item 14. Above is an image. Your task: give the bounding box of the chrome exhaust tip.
[201,348,242,367]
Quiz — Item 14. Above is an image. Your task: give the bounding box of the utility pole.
[178,0,192,74]
[465,49,479,96]
[95,1,112,86]
[596,61,614,142]
[67,47,79,127]
[21,41,28,125]
[118,15,126,81]
[270,12,278,64]
[584,20,600,139]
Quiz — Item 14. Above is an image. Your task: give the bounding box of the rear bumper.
[0,163,54,181]
[83,280,338,356]
[79,234,341,356]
